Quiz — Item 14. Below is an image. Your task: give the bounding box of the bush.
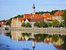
[5,27,9,30]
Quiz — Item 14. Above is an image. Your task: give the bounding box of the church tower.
[32,4,35,14]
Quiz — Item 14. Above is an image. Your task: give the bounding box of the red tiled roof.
[24,14,33,19]
[12,18,24,22]
[12,13,54,22]
[0,22,6,25]
[24,14,44,22]
[54,11,63,16]
[42,13,52,20]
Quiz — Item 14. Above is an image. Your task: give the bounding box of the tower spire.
[32,4,35,14]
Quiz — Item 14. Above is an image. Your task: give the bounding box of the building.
[11,4,64,40]
[11,17,24,27]
[0,20,7,27]
[52,11,64,22]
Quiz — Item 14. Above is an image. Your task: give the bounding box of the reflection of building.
[11,31,22,40]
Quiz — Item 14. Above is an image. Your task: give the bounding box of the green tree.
[21,22,25,27]
[52,20,60,27]
[50,10,58,15]
[21,22,31,27]
[42,22,48,27]
[39,21,44,27]
[59,21,65,27]
[47,23,52,27]
[6,18,12,26]
[14,15,23,18]
[6,32,11,38]
[52,35,59,42]
[34,22,39,27]
[62,10,66,27]
[62,35,66,50]
[21,33,31,37]
[25,22,31,27]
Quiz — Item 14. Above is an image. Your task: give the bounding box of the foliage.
[21,22,31,27]
[62,10,66,27]
[34,34,48,42]
[6,18,12,26]
[5,27,9,30]
[59,21,65,27]
[62,35,66,50]
[34,22,39,27]
[51,35,59,42]
[21,22,26,27]
[35,10,58,15]
[14,15,23,18]
[35,11,50,14]
[50,10,58,15]
[52,20,59,27]
[25,22,31,27]
[6,32,11,38]
[47,23,52,27]
[34,21,48,27]
[21,33,31,37]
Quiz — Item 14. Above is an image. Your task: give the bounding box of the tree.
[62,35,66,50]
[6,32,11,38]
[25,22,31,27]
[39,21,44,27]
[52,20,60,27]
[6,18,12,26]
[34,22,39,27]
[21,22,25,27]
[52,35,59,42]
[59,21,65,27]
[50,10,58,15]
[47,23,52,27]
[62,10,66,27]
[21,22,31,27]
[14,15,23,18]
[42,22,48,27]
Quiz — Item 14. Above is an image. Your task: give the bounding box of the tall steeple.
[32,4,35,14]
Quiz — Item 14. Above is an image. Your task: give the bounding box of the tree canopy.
[62,10,66,27]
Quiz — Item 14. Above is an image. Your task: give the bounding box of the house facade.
[11,11,64,28]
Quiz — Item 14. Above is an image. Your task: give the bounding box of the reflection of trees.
[21,33,31,40]
[6,32,11,38]
[62,35,66,50]
[34,34,64,49]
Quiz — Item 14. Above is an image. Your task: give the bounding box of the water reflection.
[0,35,57,50]
[0,30,64,50]
[11,31,22,40]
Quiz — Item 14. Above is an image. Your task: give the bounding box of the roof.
[54,11,63,16]
[0,21,6,25]
[24,14,33,19]
[12,18,24,22]
[24,14,44,22]
[42,13,52,20]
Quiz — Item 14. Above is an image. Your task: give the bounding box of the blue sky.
[0,0,66,20]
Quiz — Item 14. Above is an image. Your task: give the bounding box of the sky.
[0,0,66,20]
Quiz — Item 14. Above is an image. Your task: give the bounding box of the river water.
[0,30,58,50]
